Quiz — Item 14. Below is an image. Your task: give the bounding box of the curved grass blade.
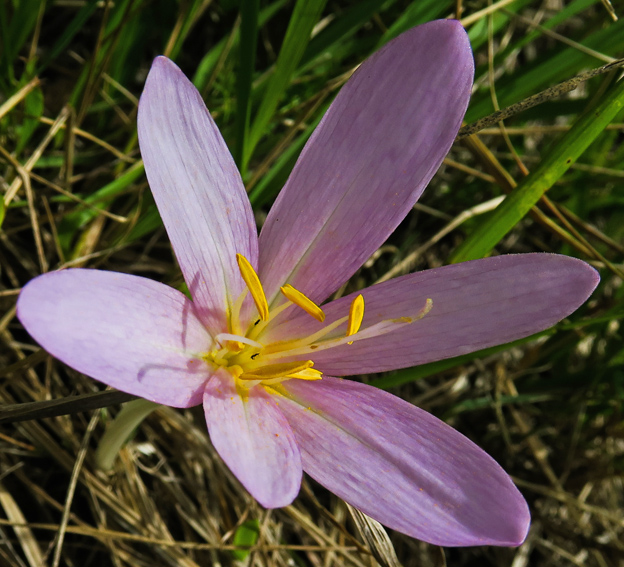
[300,0,393,68]
[38,0,100,73]
[192,0,287,93]
[248,102,327,206]
[0,0,41,81]
[244,0,328,169]
[234,0,260,169]
[57,162,144,253]
[451,75,624,263]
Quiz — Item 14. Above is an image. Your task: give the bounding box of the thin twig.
[457,58,624,139]
[0,77,40,121]
[508,10,616,63]
[375,196,505,284]
[0,146,48,272]
[4,107,70,205]
[460,0,517,26]
[51,411,99,567]
[0,391,137,424]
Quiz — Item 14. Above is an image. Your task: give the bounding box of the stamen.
[246,299,292,341]
[280,284,325,322]
[285,368,323,380]
[260,298,433,362]
[236,254,269,322]
[240,360,316,381]
[346,294,364,344]
[260,368,322,385]
[261,314,350,355]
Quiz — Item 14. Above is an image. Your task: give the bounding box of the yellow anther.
[236,254,269,322]
[240,360,315,381]
[280,284,325,322]
[286,367,323,380]
[346,294,365,344]
[347,294,365,336]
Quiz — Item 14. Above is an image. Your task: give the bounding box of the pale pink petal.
[17,269,212,407]
[264,254,599,374]
[138,56,258,333]
[258,20,474,305]
[204,370,302,508]
[275,377,530,547]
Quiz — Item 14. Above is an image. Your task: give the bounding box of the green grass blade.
[57,162,145,253]
[38,0,100,73]
[300,0,391,68]
[192,0,287,93]
[2,0,41,72]
[0,2,12,83]
[248,104,327,206]
[450,75,624,263]
[67,0,135,110]
[15,65,44,153]
[244,0,328,168]
[231,519,260,561]
[164,0,206,61]
[466,0,535,50]
[106,8,143,85]
[234,0,260,171]
[124,202,161,243]
[377,0,452,45]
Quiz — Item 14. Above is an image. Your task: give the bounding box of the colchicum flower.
[17,21,599,547]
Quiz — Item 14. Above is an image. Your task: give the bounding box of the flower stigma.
[201,254,433,389]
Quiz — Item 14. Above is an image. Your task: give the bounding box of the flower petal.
[138,56,258,332]
[265,254,599,374]
[204,370,302,508]
[258,20,474,305]
[16,269,212,407]
[275,377,530,547]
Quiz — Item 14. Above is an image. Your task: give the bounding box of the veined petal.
[17,269,212,408]
[138,57,258,333]
[258,20,474,305]
[203,370,302,508]
[265,254,599,374]
[275,377,530,547]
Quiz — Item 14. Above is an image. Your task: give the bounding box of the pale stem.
[95,399,161,471]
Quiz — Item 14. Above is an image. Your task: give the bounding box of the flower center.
[201,254,433,389]
[201,254,366,388]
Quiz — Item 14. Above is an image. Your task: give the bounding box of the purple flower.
[17,21,598,547]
